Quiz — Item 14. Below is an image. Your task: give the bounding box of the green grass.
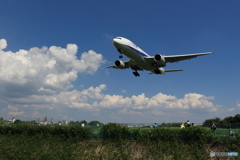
[1,134,239,160]
[0,124,239,159]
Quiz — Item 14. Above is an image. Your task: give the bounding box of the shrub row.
[100,123,214,144]
[0,125,91,140]
[0,123,239,143]
[101,123,240,145]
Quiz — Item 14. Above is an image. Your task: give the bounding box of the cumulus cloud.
[119,108,142,115]
[237,102,240,107]
[9,111,25,116]
[228,108,234,112]
[151,110,169,116]
[1,83,225,121]
[0,39,105,96]
[0,39,7,49]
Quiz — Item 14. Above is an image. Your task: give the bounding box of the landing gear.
[117,49,123,58]
[133,71,140,77]
[154,69,160,74]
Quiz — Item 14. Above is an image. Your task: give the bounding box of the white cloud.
[151,110,169,116]
[237,102,240,107]
[119,108,142,115]
[209,108,217,112]
[228,108,234,112]
[121,90,127,93]
[0,39,7,49]
[80,50,105,74]
[9,111,25,116]
[44,70,78,90]
[18,86,217,112]
[0,39,105,95]
[0,84,226,122]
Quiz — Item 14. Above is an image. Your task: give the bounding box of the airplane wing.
[105,60,143,70]
[164,52,213,63]
[144,52,213,64]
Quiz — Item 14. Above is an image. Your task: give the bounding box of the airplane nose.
[112,38,119,46]
[113,38,118,44]
[112,37,122,48]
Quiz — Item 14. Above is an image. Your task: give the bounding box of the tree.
[203,117,221,127]
[222,116,234,123]
[89,120,101,124]
[80,120,87,124]
[0,118,4,125]
[68,121,76,126]
[233,114,240,123]
[14,119,22,124]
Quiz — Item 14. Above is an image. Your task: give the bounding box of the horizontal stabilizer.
[148,69,183,75]
[165,69,183,72]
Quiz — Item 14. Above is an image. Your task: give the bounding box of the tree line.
[203,114,240,129]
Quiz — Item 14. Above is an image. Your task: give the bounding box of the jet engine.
[154,54,165,65]
[115,60,125,69]
[154,67,165,75]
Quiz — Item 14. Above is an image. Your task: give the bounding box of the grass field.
[0,124,239,159]
[0,134,239,160]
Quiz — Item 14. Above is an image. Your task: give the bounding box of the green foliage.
[80,120,87,124]
[158,122,182,127]
[0,124,239,159]
[150,128,181,142]
[89,120,101,123]
[13,119,24,125]
[180,127,212,144]
[203,117,221,124]
[101,123,130,141]
[52,125,91,141]
[234,114,240,122]
[0,125,91,141]
[0,119,4,125]
[203,114,240,128]
[1,133,238,160]
[0,134,75,160]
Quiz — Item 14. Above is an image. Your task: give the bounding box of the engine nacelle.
[115,60,125,69]
[154,54,165,65]
[154,67,165,75]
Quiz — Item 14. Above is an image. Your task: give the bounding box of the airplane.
[106,37,213,77]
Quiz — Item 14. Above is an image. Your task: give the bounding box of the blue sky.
[0,1,240,123]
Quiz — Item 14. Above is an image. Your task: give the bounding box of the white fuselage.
[113,37,153,71]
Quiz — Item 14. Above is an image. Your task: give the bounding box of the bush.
[151,128,181,142]
[0,125,91,141]
[180,127,212,144]
[101,123,130,141]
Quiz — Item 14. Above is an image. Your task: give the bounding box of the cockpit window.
[115,37,122,39]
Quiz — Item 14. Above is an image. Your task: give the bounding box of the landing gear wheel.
[154,69,160,74]
[133,71,140,77]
